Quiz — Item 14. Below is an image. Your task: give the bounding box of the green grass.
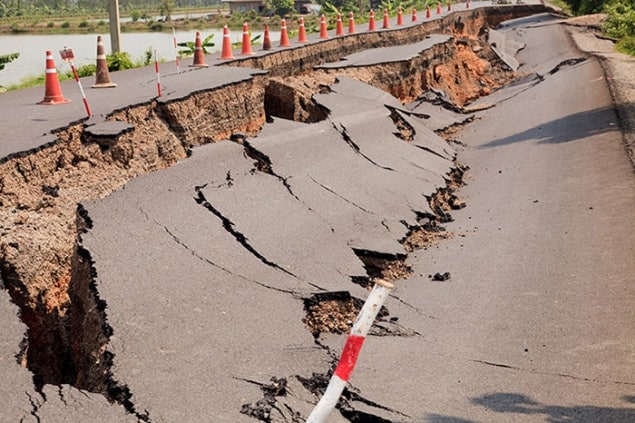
[2,54,150,92]
[5,74,46,91]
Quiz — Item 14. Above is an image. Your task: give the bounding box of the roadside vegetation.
[554,0,635,55]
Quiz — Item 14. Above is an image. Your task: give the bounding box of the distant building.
[295,0,319,14]
[222,0,266,14]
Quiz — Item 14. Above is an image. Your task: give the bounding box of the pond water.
[0,27,274,87]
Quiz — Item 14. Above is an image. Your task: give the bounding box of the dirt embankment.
[0,3,546,402]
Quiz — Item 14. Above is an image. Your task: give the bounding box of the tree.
[267,0,294,16]
[159,0,175,21]
[315,0,360,12]
[560,0,614,15]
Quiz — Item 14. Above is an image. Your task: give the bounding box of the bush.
[615,35,635,55]
[602,0,635,55]
[76,64,97,78]
[142,47,154,66]
[603,1,635,39]
[47,21,55,28]
[63,64,96,80]
[107,52,134,71]
[78,21,89,28]
[61,21,70,28]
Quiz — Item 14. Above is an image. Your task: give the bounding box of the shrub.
[142,47,154,66]
[603,1,635,40]
[107,52,134,71]
[76,64,97,77]
[63,64,96,79]
[78,21,89,28]
[61,21,70,28]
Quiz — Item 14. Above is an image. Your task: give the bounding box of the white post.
[307,279,394,423]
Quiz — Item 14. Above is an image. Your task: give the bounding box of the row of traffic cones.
[40,3,470,105]
[38,35,115,105]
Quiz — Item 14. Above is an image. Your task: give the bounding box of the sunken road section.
[0,3,556,421]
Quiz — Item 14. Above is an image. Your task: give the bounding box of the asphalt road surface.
[81,13,634,423]
[1,4,633,423]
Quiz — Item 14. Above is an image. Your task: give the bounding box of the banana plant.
[0,52,19,71]
[232,33,263,49]
[177,33,215,58]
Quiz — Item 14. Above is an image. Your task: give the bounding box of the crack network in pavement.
[25,391,43,423]
[470,359,635,386]
[138,206,299,295]
[242,140,301,201]
[194,184,298,279]
[308,175,371,213]
[331,122,394,171]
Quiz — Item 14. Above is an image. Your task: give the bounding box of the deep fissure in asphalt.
[0,8,534,419]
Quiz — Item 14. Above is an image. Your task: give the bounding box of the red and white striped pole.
[60,47,91,117]
[306,279,394,423]
[70,62,91,117]
[173,27,180,74]
[154,49,161,98]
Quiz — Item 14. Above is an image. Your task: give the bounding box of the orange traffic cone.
[190,31,208,67]
[336,13,344,36]
[298,17,308,43]
[262,23,272,50]
[412,8,418,22]
[319,14,329,39]
[241,22,254,55]
[220,25,235,59]
[38,51,70,105]
[382,8,390,29]
[279,19,291,47]
[92,36,116,88]
[368,10,376,31]
[397,7,404,25]
[426,6,432,18]
[348,11,356,34]
[437,2,442,14]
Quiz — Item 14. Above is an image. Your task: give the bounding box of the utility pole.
[108,0,121,54]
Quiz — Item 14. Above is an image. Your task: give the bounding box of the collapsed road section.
[0,3,582,422]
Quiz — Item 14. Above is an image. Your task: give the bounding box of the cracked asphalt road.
[77,75,456,422]
[77,15,633,422]
[1,4,634,422]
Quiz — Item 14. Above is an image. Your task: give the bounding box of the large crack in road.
[0,5,563,422]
